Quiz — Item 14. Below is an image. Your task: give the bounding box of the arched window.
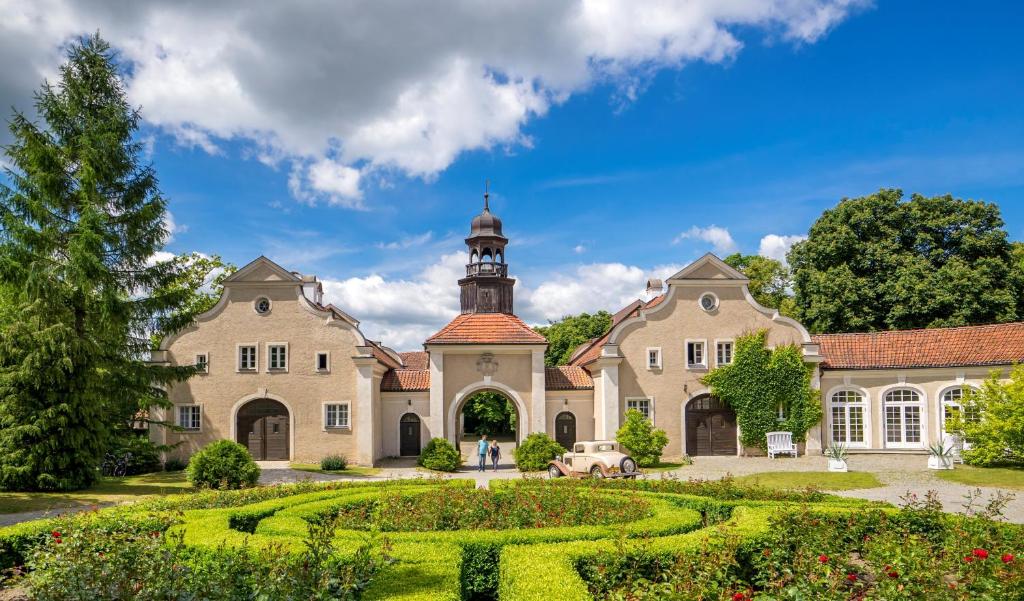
[941,386,979,435]
[829,390,865,446]
[482,248,493,261]
[470,250,478,263]
[884,388,923,448]
[497,250,504,263]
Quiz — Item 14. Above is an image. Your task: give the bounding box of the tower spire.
[483,179,490,211]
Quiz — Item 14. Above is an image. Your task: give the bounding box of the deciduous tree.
[723,253,795,316]
[534,311,612,366]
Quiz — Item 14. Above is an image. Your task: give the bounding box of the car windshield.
[596,443,615,452]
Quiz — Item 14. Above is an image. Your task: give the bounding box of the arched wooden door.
[237,399,290,460]
[685,395,737,456]
[555,412,576,450]
[400,413,421,456]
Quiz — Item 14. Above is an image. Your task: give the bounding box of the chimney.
[643,278,663,303]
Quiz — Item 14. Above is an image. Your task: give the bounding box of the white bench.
[767,431,798,458]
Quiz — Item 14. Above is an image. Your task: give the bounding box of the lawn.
[936,465,1024,490]
[641,461,692,473]
[290,463,381,478]
[0,470,191,514]
[731,471,883,491]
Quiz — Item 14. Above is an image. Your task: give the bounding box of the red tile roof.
[368,342,402,369]
[399,351,428,370]
[545,366,594,390]
[814,322,1024,369]
[426,313,548,345]
[381,369,430,392]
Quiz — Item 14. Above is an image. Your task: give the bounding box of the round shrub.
[320,454,348,471]
[616,409,669,467]
[186,440,260,489]
[513,432,565,472]
[417,437,462,472]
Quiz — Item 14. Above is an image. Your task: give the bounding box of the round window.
[255,297,271,314]
[699,293,718,312]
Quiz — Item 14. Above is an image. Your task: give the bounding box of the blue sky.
[4,1,1024,348]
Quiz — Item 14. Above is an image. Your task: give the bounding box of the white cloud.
[758,234,806,264]
[673,225,737,254]
[377,231,434,250]
[573,244,587,254]
[0,0,866,204]
[163,211,187,242]
[319,251,683,349]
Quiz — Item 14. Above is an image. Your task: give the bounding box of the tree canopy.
[722,253,796,316]
[789,189,1022,334]
[533,311,612,366]
[0,35,192,490]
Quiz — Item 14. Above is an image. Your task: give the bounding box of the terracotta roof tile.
[368,343,402,369]
[381,369,430,392]
[399,351,428,370]
[545,366,594,390]
[426,313,547,345]
[814,322,1024,370]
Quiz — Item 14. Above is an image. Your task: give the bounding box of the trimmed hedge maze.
[0,477,939,600]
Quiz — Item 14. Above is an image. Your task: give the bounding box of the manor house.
[151,200,1024,464]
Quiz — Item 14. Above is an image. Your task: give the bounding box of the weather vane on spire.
[483,179,490,211]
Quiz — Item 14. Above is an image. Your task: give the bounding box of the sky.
[3,1,1024,350]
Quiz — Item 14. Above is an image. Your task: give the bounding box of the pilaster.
[428,350,444,440]
[531,349,546,433]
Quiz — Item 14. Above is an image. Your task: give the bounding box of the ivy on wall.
[702,330,821,451]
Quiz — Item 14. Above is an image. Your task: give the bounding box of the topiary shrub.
[320,454,348,471]
[513,433,565,472]
[417,438,462,472]
[616,409,669,467]
[185,440,260,489]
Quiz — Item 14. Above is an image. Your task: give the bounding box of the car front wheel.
[590,465,605,479]
[548,464,563,478]
[620,457,638,474]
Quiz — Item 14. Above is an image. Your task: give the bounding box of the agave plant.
[824,444,848,461]
[928,441,954,458]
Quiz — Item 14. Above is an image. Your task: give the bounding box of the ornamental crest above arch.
[476,353,499,377]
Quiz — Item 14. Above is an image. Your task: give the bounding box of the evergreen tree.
[0,35,192,490]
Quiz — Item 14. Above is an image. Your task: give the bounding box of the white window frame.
[323,401,351,430]
[645,347,662,370]
[194,353,208,374]
[267,342,289,372]
[883,386,926,449]
[939,385,979,441]
[698,291,719,312]
[315,351,331,373]
[176,404,202,432]
[237,343,258,372]
[685,339,707,369]
[827,388,868,448]
[625,396,654,423]
[715,339,733,366]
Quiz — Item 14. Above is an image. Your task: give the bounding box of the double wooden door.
[685,395,737,456]
[237,399,289,461]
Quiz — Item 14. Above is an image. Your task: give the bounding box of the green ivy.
[702,331,821,451]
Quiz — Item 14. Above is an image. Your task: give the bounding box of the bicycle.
[101,451,133,477]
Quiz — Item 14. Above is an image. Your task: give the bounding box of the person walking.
[477,434,489,472]
[489,441,501,471]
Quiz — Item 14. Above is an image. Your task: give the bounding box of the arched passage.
[237,398,290,460]
[684,394,737,456]
[447,383,528,462]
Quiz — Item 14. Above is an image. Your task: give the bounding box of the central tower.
[459,188,515,314]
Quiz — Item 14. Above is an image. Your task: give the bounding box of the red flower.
[972,548,989,559]
[818,554,829,563]
[1002,553,1015,564]
[50,531,61,539]
[732,593,747,601]
[846,573,857,582]
[887,570,899,579]
[963,555,974,563]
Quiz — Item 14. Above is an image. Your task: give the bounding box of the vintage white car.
[547,440,640,479]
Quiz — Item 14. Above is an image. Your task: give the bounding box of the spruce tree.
[0,34,191,491]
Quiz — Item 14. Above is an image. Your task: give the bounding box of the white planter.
[827,458,848,472]
[928,456,953,470]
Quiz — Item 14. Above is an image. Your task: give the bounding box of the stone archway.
[684,394,737,456]
[237,398,290,460]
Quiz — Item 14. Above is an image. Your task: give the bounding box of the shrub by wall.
[616,409,669,466]
[513,432,565,471]
[320,454,348,471]
[417,437,462,472]
[186,440,260,489]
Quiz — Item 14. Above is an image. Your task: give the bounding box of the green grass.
[731,471,883,491]
[0,471,191,514]
[289,463,381,478]
[936,465,1024,490]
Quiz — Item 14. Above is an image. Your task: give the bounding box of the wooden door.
[555,412,576,450]
[400,413,421,456]
[246,417,265,459]
[264,415,289,460]
[685,396,737,456]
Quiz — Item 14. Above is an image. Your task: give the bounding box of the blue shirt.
[478,440,489,455]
